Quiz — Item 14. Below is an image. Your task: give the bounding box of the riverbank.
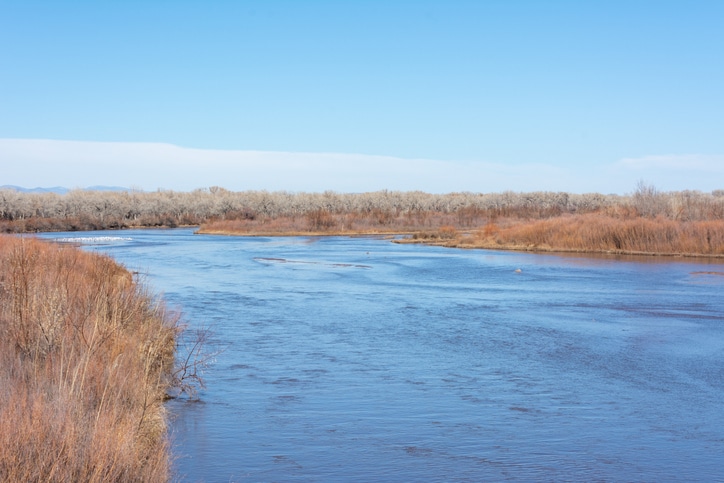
[198,213,724,258]
[0,235,178,481]
[5,186,722,238]
[4,187,723,258]
[420,214,724,258]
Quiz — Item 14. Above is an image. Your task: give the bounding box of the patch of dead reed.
[468,214,724,256]
[0,235,178,482]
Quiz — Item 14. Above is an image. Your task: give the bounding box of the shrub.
[0,236,178,481]
[485,214,724,255]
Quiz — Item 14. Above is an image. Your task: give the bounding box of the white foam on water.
[54,236,133,243]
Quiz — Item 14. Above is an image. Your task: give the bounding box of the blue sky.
[1,1,722,193]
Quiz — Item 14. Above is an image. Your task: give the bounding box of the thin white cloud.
[1,139,721,193]
[607,154,724,193]
[0,138,580,193]
[616,154,724,172]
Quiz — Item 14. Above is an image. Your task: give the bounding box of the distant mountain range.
[0,185,132,194]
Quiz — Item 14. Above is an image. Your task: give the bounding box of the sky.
[1,1,722,194]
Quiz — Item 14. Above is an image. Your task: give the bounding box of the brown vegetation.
[427,214,724,257]
[196,185,724,256]
[0,236,179,481]
[1,187,621,233]
[397,183,724,256]
[195,209,451,236]
[2,184,723,256]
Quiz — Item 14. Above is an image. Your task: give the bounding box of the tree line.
[1,185,722,233]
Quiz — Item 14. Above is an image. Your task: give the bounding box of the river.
[41,228,724,482]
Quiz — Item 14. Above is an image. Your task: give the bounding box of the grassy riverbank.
[198,213,724,258]
[0,236,178,481]
[3,186,723,257]
[403,214,724,257]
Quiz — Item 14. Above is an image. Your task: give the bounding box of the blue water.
[40,228,724,482]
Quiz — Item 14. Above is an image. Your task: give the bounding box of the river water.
[41,228,724,482]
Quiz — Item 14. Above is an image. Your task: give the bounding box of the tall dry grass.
[0,235,178,482]
[475,214,724,256]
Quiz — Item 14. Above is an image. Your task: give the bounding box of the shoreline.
[0,235,178,481]
[195,227,724,260]
[395,237,724,259]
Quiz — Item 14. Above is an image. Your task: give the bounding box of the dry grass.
[433,214,724,256]
[3,186,722,257]
[0,235,178,482]
[202,208,724,257]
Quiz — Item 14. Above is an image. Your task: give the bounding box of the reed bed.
[461,214,724,256]
[0,235,178,482]
[202,207,724,257]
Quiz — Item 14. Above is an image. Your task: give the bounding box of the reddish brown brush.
[0,236,178,482]
[477,214,724,256]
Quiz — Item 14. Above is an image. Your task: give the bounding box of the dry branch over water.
[0,236,179,482]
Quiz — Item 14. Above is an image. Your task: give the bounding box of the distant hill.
[0,185,132,194]
[0,185,70,194]
[85,186,133,192]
